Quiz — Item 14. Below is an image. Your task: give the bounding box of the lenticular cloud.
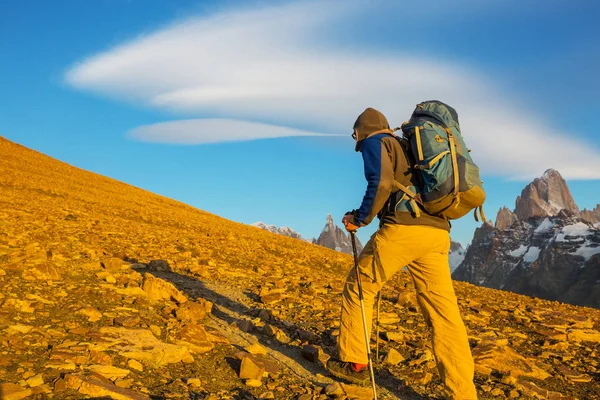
[128,119,338,145]
[65,0,600,179]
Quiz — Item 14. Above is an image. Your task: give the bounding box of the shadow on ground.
[134,261,432,399]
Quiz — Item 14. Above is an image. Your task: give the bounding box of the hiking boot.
[326,358,370,386]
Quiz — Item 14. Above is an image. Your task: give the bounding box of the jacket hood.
[353,107,392,151]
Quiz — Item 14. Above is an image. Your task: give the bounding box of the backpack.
[394,100,486,222]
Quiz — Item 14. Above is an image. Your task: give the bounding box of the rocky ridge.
[454,169,600,308]
[581,205,600,225]
[1,137,599,399]
[313,214,363,255]
[251,222,305,241]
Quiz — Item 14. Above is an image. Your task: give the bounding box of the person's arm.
[353,137,393,226]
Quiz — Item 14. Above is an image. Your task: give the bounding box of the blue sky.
[1,0,599,247]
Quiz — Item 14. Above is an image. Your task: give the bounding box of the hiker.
[326,107,478,399]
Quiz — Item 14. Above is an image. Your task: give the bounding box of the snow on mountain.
[522,246,541,264]
[555,222,600,262]
[449,241,466,273]
[251,221,305,241]
[252,221,278,234]
[534,218,554,234]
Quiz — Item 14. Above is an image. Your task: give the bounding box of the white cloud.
[127,118,339,144]
[65,0,600,180]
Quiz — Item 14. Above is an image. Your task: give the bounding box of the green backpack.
[394,100,486,222]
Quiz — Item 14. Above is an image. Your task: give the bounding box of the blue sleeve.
[355,138,383,225]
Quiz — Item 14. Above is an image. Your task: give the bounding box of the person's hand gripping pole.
[342,211,360,233]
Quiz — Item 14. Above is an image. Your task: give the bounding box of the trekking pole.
[350,232,378,400]
[376,291,381,361]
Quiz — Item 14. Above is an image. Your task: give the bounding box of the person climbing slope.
[327,106,479,400]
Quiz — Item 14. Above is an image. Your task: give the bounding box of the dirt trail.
[152,269,421,399]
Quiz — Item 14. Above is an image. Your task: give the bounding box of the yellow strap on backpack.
[392,180,422,218]
[474,206,487,223]
[454,193,461,209]
[446,128,460,197]
[415,150,450,169]
[415,126,424,162]
[409,199,421,218]
[392,180,419,200]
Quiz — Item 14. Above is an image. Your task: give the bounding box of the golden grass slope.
[0,136,349,272]
[1,136,600,399]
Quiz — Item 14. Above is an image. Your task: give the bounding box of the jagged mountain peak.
[581,204,600,224]
[514,169,579,221]
[495,206,519,230]
[314,214,363,254]
[542,168,561,180]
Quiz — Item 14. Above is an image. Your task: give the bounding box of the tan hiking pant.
[338,224,477,400]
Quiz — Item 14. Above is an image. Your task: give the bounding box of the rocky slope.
[1,137,600,399]
[453,170,600,308]
[313,214,363,255]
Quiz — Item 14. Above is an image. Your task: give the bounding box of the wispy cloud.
[65,0,600,180]
[128,119,338,145]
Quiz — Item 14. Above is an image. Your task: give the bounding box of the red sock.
[352,363,367,372]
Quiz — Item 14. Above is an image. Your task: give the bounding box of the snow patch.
[449,249,466,273]
[510,245,528,258]
[551,222,600,263]
[523,247,541,263]
[534,218,554,234]
[575,244,600,262]
[555,222,593,242]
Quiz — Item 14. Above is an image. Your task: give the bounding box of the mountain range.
[252,214,364,255]
[254,216,466,272]
[453,169,600,308]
